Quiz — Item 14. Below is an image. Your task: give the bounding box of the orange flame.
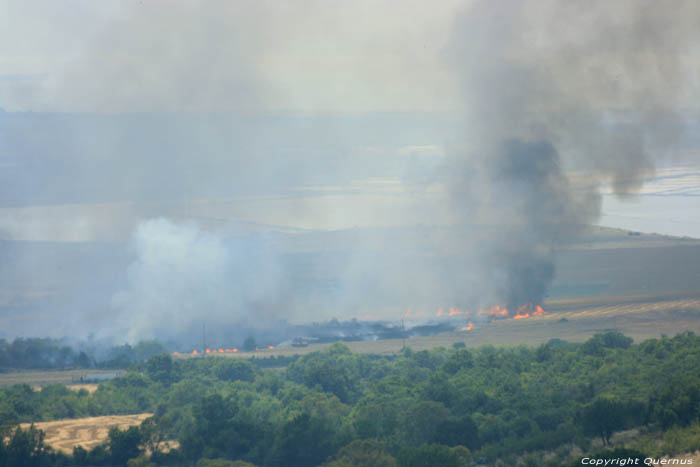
[218,348,224,353]
[267,345,275,349]
[463,322,473,331]
[192,349,198,355]
[434,302,546,322]
[233,348,238,353]
[205,348,211,354]
[513,303,546,319]
[427,302,546,326]
[477,305,509,317]
[435,307,474,318]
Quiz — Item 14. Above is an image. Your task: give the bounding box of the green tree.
[198,460,256,467]
[139,416,163,458]
[180,394,266,463]
[441,349,473,374]
[287,353,356,403]
[399,401,451,446]
[127,454,156,467]
[213,359,255,382]
[109,426,142,466]
[435,416,480,450]
[266,413,336,467]
[146,354,177,384]
[421,372,454,406]
[325,439,397,467]
[650,377,700,428]
[72,445,88,465]
[397,444,469,467]
[535,343,553,362]
[582,335,606,356]
[85,443,111,465]
[351,397,402,439]
[599,332,633,349]
[4,424,48,467]
[581,397,627,446]
[583,332,633,356]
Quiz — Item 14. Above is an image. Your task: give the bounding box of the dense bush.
[1,331,699,466]
[0,338,168,371]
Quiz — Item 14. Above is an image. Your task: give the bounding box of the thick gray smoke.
[2,1,700,342]
[443,0,700,309]
[110,219,283,342]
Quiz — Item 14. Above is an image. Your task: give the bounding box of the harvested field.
[67,384,99,394]
[173,294,700,358]
[0,370,124,388]
[20,414,152,454]
[0,369,88,388]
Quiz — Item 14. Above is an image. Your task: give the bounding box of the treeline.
[0,338,168,370]
[1,332,700,466]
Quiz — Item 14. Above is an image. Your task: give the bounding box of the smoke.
[3,1,700,340]
[110,218,283,342]
[441,0,700,309]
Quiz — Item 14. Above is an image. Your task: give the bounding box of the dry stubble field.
[19,414,152,454]
[178,293,700,358]
[0,370,124,389]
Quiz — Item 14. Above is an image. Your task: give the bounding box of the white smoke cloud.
[111,218,282,342]
[0,0,462,113]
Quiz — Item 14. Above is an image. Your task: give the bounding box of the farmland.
[2,231,699,464]
[0,370,124,389]
[19,414,152,454]
[170,293,700,359]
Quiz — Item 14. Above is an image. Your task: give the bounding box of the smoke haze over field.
[110,219,284,342]
[1,1,700,341]
[441,0,700,308]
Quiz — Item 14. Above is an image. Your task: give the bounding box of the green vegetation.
[0,338,91,370]
[0,338,168,371]
[1,331,699,466]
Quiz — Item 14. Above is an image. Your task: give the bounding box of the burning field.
[174,293,700,358]
[416,301,546,331]
[422,294,700,350]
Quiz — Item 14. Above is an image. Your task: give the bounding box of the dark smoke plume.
[2,1,700,341]
[445,0,700,309]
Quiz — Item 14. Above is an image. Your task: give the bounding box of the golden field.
[19,414,152,454]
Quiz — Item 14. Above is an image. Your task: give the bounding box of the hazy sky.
[1,0,699,240]
[0,0,464,113]
[2,0,700,340]
[0,0,467,241]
